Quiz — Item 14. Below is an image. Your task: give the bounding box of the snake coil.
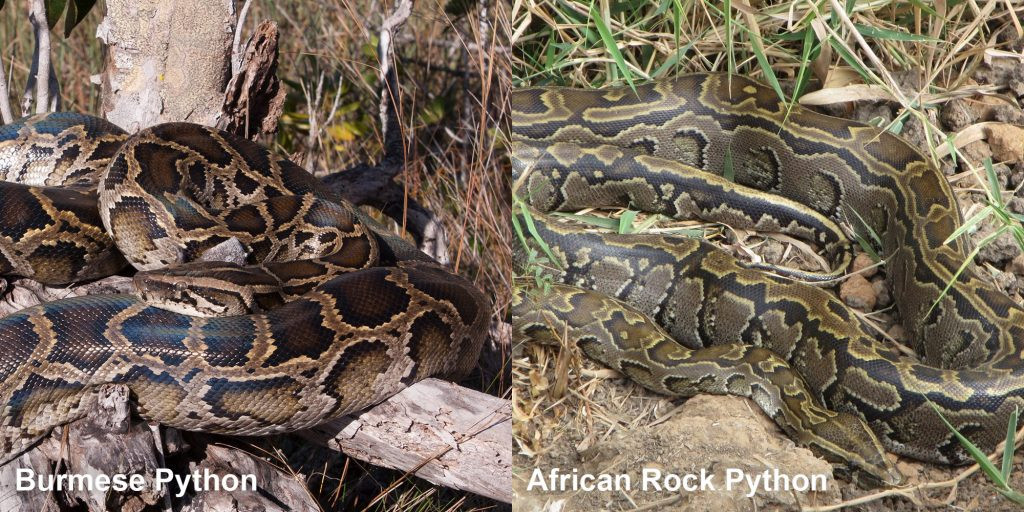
[511,74,1024,486]
[0,113,490,464]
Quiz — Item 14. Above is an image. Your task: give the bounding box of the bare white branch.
[26,0,53,115]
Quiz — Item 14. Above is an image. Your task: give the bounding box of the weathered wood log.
[180,445,320,512]
[302,378,512,504]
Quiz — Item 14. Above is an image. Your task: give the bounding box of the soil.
[513,56,1024,511]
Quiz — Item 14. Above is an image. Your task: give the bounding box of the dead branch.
[319,0,452,260]
[230,0,254,74]
[24,0,58,115]
[0,54,13,123]
[302,378,512,504]
[219,20,287,139]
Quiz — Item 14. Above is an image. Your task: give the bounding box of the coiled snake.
[511,73,1024,486]
[0,113,490,464]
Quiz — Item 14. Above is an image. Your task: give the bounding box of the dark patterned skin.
[511,73,1024,485]
[0,113,491,465]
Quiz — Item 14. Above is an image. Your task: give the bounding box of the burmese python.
[0,113,490,464]
[511,73,1024,486]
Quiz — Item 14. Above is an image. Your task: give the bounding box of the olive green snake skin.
[0,113,490,464]
[510,73,1024,486]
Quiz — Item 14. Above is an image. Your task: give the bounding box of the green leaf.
[618,210,637,234]
[929,225,1008,317]
[997,489,1024,505]
[589,0,636,94]
[985,158,1004,208]
[853,23,940,42]
[45,0,66,29]
[723,144,735,182]
[632,214,667,233]
[929,401,1008,488]
[512,196,562,271]
[945,136,959,168]
[63,0,96,37]
[848,207,884,254]
[943,205,992,246]
[1002,406,1018,481]
[905,0,939,17]
[552,212,619,230]
[829,38,871,82]
[783,27,816,125]
[750,38,784,101]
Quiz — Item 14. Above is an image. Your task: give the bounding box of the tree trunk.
[97,0,235,131]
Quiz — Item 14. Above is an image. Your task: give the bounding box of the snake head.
[134,262,284,317]
[805,411,905,488]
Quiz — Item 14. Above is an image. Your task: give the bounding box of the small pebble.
[840,274,876,312]
[851,252,878,278]
[871,277,891,308]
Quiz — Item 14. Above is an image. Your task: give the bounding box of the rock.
[987,124,1024,163]
[976,225,1021,265]
[994,268,1018,294]
[1007,253,1024,276]
[850,102,893,126]
[992,104,1024,125]
[519,395,841,511]
[886,324,907,343]
[851,252,878,277]
[940,98,975,132]
[961,140,993,167]
[840,274,877,312]
[872,277,891,308]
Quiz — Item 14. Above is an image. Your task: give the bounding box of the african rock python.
[511,73,1024,486]
[0,113,490,464]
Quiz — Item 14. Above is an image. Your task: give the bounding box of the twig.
[231,0,253,74]
[377,0,412,167]
[25,0,53,115]
[0,53,13,123]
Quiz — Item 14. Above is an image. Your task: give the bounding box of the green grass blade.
[589,0,636,93]
[618,210,638,234]
[723,144,735,182]
[929,401,1008,489]
[985,158,1004,208]
[997,489,1024,505]
[783,27,817,124]
[1002,406,1018,481]
[929,225,1008,317]
[944,204,992,245]
[550,211,619,230]
[853,23,940,42]
[514,198,562,269]
[848,207,884,253]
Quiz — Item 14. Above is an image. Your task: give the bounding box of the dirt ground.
[512,53,1024,511]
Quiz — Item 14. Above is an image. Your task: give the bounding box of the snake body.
[0,113,489,464]
[511,74,1024,485]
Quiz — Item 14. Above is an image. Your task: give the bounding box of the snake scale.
[510,73,1024,486]
[0,112,490,465]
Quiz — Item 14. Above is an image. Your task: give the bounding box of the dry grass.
[0,0,510,510]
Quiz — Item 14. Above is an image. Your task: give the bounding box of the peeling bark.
[219,20,286,139]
